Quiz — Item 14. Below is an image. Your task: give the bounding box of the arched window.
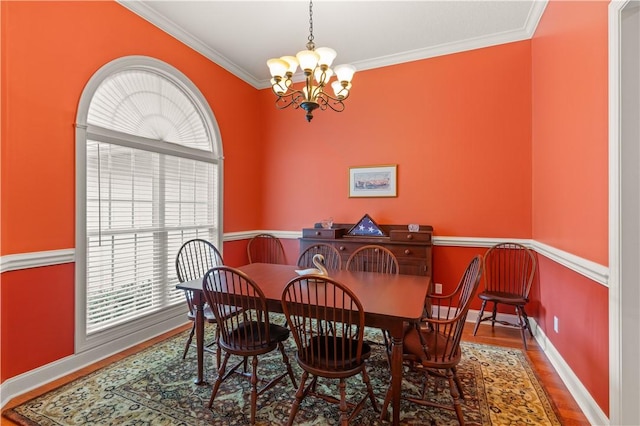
[75,56,222,351]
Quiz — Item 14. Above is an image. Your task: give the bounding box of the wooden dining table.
[176,262,430,426]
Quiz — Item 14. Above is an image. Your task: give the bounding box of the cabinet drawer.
[335,243,425,261]
[333,241,360,257]
[302,228,346,239]
[389,230,432,243]
[386,244,427,259]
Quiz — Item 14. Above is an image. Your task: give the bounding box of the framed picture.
[349,165,397,198]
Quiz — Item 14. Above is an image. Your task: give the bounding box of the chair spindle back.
[282,275,366,370]
[345,245,399,275]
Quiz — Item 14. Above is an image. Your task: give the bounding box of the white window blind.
[82,65,220,335]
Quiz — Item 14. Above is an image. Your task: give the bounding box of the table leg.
[380,323,403,425]
[194,292,207,385]
[390,333,402,426]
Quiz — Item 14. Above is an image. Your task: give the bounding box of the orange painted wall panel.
[536,256,609,412]
[258,41,533,237]
[1,264,75,381]
[531,0,610,415]
[531,0,609,265]
[0,1,262,257]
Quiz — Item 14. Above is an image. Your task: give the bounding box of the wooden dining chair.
[345,244,399,275]
[346,244,399,352]
[297,243,343,270]
[175,238,242,367]
[246,233,286,264]
[472,242,537,349]
[202,266,297,425]
[381,255,483,425]
[281,275,379,426]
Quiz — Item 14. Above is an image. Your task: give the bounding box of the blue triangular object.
[347,214,385,237]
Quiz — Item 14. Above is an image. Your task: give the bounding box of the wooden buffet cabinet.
[299,223,433,280]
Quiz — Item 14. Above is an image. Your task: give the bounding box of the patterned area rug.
[4,317,561,425]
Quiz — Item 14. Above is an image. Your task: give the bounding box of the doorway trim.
[609,0,640,424]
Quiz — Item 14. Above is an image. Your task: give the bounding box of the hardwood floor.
[1,322,590,425]
[463,322,590,425]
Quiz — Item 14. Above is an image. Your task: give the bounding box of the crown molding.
[116,1,262,88]
[118,1,548,91]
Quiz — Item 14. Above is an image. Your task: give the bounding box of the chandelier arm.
[319,89,349,103]
[274,91,306,110]
[316,94,345,112]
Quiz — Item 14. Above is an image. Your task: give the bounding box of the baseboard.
[466,309,609,425]
[533,324,609,426]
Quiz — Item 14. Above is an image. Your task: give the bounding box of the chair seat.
[187,304,241,323]
[300,336,372,371]
[224,321,290,351]
[401,323,461,368]
[478,290,528,305]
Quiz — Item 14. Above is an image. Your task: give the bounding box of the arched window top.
[76,56,223,348]
[87,66,213,153]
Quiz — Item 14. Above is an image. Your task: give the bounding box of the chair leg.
[277,341,298,389]
[382,329,392,367]
[361,366,380,413]
[380,384,391,421]
[452,366,464,398]
[515,306,529,350]
[520,306,534,337]
[472,300,487,336]
[208,351,231,408]
[380,386,391,421]
[447,368,465,426]
[286,371,309,426]
[183,322,196,359]
[214,329,222,369]
[338,378,349,426]
[490,302,498,328]
[250,356,259,425]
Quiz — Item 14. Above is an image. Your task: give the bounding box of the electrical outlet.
[553,316,559,333]
[434,283,443,294]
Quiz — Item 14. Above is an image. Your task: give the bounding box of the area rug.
[4,317,561,425]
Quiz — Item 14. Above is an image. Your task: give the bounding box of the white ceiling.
[119,0,547,89]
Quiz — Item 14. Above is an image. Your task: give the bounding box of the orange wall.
[0,0,262,258]
[1,264,75,378]
[531,0,610,414]
[0,1,262,380]
[532,0,609,265]
[258,42,533,237]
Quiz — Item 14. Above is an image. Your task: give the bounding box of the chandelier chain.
[307,0,315,50]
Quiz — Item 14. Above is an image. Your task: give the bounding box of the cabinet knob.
[339,246,345,251]
[404,249,411,255]
[315,231,321,236]
[406,234,413,240]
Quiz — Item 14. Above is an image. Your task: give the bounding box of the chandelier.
[266,0,356,122]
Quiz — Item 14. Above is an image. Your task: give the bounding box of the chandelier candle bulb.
[266,0,356,122]
[315,47,337,67]
[267,59,288,78]
[334,64,356,83]
[280,56,299,74]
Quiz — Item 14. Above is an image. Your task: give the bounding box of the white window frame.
[75,56,223,352]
